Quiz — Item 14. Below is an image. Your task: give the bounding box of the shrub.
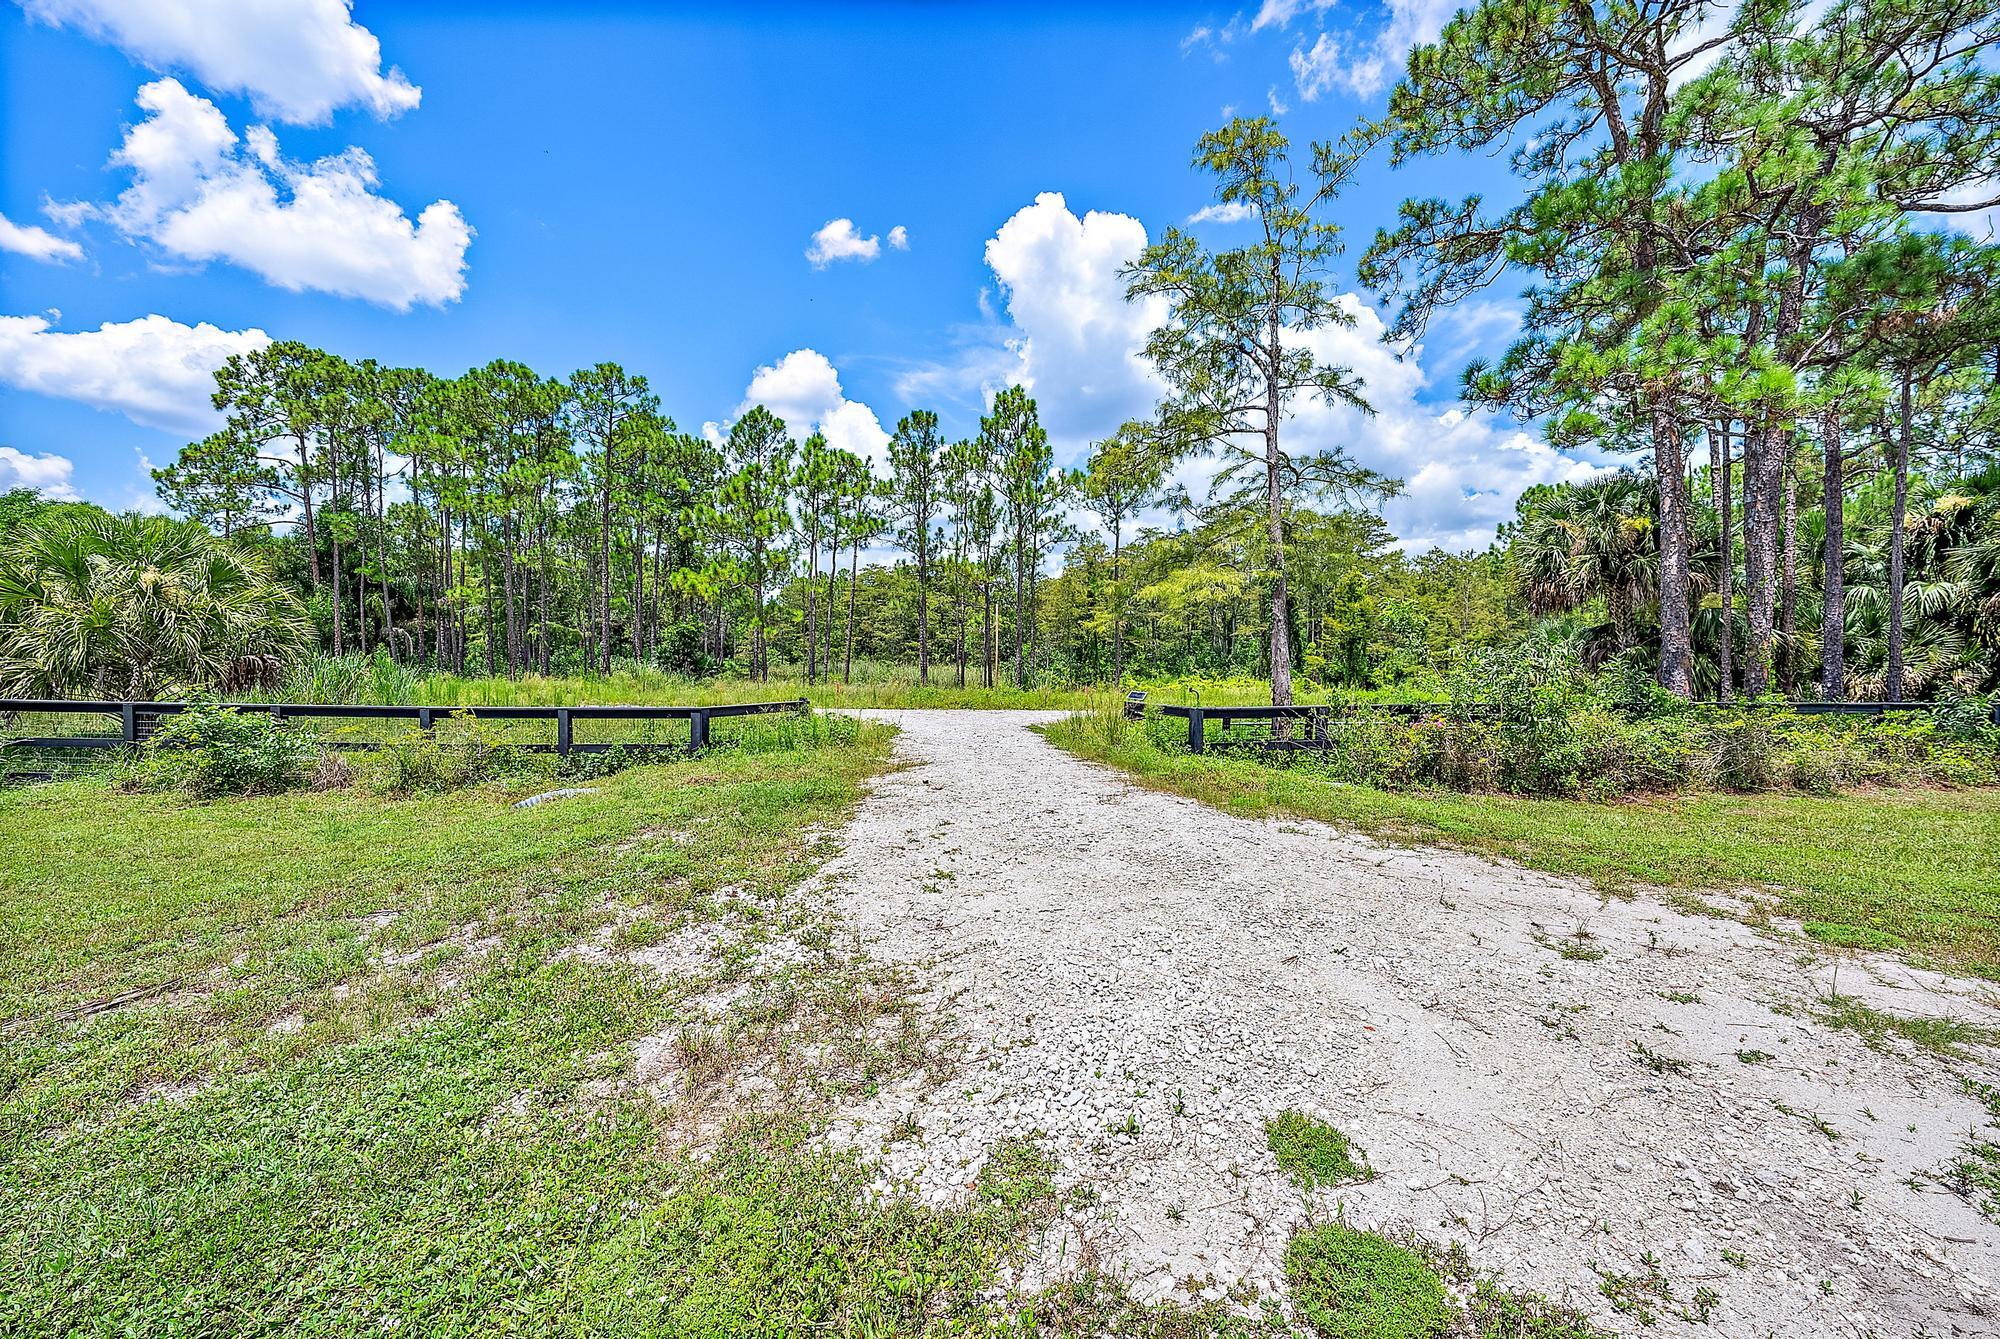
[125,701,316,798]
[1284,1224,1453,1339]
[1168,647,2000,800]
[368,712,513,796]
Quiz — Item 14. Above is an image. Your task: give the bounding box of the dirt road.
[820,710,2000,1337]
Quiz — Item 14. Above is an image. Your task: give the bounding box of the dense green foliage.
[0,511,308,698]
[1153,649,2000,799]
[122,699,317,798]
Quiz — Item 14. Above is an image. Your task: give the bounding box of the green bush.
[368,712,514,796]
[1186,648,2000,800]
[123,701,316,799]
[1284,1224,1453,1339]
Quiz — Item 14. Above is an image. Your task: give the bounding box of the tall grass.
[244,653,1288,711]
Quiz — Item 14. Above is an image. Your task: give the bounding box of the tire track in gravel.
[821,710,2000,1337]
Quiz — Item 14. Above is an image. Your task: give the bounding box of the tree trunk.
[1741,421,1784,697]
[1111,522,1125,687]
[843,532,859,684]
[1264,398,1293,711]
[297,432,322,589]
[1710,423,1734,701]
[599,436,615,675]
[1886,376,1912,703]
[1779,455,1798,697]
[632,516,647,664]
[804,527,820,686]
[1818,410,1845,700]
[1653,408,1694,696]
[916,553,931,685]
[1012,529,1028,690]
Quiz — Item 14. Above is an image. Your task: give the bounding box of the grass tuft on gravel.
[1045,709,2000,980]
[1266,1109,1371,1190]
[1285,1225,1452,1339]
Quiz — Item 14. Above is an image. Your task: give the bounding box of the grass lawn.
[0,727,1086,1338]
[1046,712,2000,981]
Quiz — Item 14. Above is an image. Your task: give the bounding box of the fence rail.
[0,698,808,757]
[1155,699,1983,754]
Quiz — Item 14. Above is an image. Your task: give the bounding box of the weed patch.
[1266,1109,1371,1190]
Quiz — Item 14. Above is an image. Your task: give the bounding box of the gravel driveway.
[820,710,1999,1336]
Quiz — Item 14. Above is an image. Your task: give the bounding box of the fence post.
[121,702,137,746]
[556,709,572,758]
[418,707,435,732]
[689,710,709,754]
[1188,707,1205,754]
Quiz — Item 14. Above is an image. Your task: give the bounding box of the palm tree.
[0,512,310,699]
[1511,473,1661,664]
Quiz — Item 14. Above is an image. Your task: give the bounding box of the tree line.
[151,346,1078,687]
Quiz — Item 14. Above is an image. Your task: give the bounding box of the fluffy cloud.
[19,0,420,124]
[84,79,471,309]
[1289,31,1355,102]
[0,211,84,263]
[728,349,892,468]
[980,192,1170,451]
[1185,201,1258,226]
[806,217,907,268]
[0,445,80,498]
[1288,0,1462,101]
[908,191,1602,551]
[0,311,270,435]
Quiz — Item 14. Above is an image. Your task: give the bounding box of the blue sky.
[0,0,1607,550]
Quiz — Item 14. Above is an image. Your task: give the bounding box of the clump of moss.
[1284,1225,1451,1339]
[1266,1110,1372,1189]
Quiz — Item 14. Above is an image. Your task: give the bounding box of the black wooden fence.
[1156,699,1990,754]
[0,698,808,757]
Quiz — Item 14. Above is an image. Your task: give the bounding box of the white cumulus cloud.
[1186,201,1259,226]
[0,311,270,435]
[80,78,471,310]
[0,211,84,263]
[806,217,909,268]
[0,445,80,498]
[18,0,421,124]
[979,191,1170,453]
[723,348,892,469]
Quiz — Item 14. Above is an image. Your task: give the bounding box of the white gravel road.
[819,710,2000,1337]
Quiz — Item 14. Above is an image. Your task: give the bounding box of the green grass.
[1284,1226,1452,1339]
[1947,1080,2000,1223]
[1811,992,1999,1058]
[1266,1110,1372,1190]
[1045,710,2000,980]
